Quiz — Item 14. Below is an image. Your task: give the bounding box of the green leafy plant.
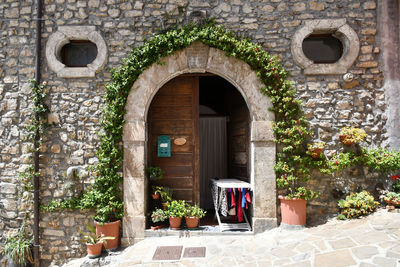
[165,200,187,218]
[0,224,33,265]
[337,191,379,219]
[339,127,367,145]
[384,192,400,203]
[148,166,163,181]
[79,222,115,245]
[152,186,173,203]
[185,204,206,218]
[151,209,168,223]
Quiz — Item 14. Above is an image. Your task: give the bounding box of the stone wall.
[0,0,394,266]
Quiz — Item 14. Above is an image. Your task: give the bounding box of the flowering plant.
[339,127,367,145]
[391,174,400,193]
[307,142,326,159]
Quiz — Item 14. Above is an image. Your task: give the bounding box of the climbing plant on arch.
[43,21,319,222]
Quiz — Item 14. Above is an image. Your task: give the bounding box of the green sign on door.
[157,135,171,157]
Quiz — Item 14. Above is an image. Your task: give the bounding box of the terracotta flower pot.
[161,202,167,210]
[152,193,160,200]
[185,216,199,229]
[311,148,323,159]
[169,217,182,230]
[151,223,167,230]
[279,196,307,226]
[86,242,103,259]
[385,199,400,207]
[94,220,120,250]
[339,134,353,146]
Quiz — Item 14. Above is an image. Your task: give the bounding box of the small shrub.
[384,192,400,203]
[151,209,167,223]
[337,191,379,219]
[165,200,186,218]
[185,204,206,218]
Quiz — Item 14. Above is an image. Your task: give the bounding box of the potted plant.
[384,192,400,207]
[150,209,168,230]
[339,127,367,145]
[152,186,173,208]
[148,166,163,181]
[80,223,114,259]
[276,162,320,226]
[384,174,400,207]
[307,142,326,159]
[0,224,33,267]
[184,204,206,229]
[80,190,123,250]
[164,200,186,229]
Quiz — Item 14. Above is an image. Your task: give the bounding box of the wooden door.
[148,76,199,204]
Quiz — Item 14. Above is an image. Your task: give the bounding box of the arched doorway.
[122,42,276,246]
[147,74,250,215]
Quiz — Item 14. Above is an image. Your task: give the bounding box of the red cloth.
[237,189,243,222]
[231,190,235,207]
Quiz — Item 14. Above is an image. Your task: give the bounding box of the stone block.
[351,246,378,259]
[122,216,145,241]
[187,42,210,70]
[0,182,17,194]
[123,121,145,142]
[123,144,145,178]
[1,199,17,210]
[252,218,277,233]
[251,121,274,142]
[63,217,75,227]
[314,249,356,267]
[329,238,356,249]
[123,177,146,217]
[43,229,65,237]
[363,1,376,10]
[253,176,276,218]
[356,61,378,68]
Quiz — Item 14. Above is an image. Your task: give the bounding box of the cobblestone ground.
[63,209,400,267]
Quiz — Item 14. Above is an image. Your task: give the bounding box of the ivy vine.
[11,80,49,249]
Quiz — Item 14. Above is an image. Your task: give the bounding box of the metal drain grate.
[152,246,183,261]
[183,247,206,258]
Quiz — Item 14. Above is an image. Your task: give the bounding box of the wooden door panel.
[148,76,199,203]
[149,107,192,120]
[156,178,193,189]
[151,95,192,107]
[150,120,193,135]
[150,153,193,166]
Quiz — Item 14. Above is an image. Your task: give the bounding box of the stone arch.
[121,42,276,246]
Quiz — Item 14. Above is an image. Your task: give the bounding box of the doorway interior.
[147,74,250,227]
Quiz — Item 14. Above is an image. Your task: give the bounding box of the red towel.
[237,189,243,222]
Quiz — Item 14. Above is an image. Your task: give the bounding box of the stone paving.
[63,209,400,267]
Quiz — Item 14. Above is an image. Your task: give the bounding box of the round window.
[302,34,343,64]
[60,40,98,67]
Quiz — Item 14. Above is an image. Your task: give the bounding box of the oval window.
[60,40,98,67]
[302,34,343,64]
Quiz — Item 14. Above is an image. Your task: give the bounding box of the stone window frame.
[291,19,360,75]
[46,26,107,78]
